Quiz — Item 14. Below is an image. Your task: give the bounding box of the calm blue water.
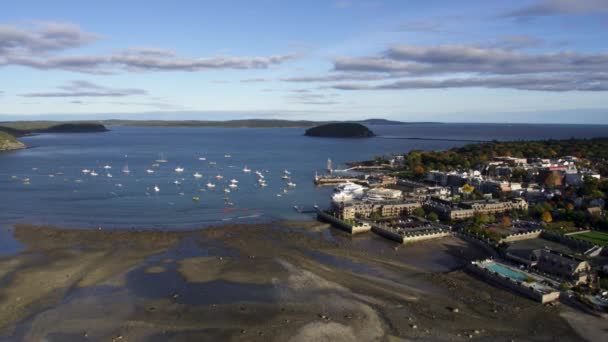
[0,123,607,231]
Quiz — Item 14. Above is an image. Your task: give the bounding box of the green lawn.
[572,231,608,246]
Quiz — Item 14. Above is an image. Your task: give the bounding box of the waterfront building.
[535,249,591,285]
[426,197,528,220]
[338,200,422,220]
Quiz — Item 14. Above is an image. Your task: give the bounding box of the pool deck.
[469,259,560,304]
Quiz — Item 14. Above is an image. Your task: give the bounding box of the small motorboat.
[207,183,216,188]
[175,167,184,173]
[146,169,155,174]
[193,172,203,178]
[103,165,112,169]
[192,196,200,201]
[154,185,160,192]
[243,167,251,173]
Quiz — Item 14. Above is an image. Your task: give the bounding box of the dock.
[314,175,366,186]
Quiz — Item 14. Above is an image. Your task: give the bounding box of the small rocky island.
[305,122,375,138]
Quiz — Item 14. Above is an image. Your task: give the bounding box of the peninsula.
[0,122,109,151]
[0,131,25,151]
[305,122,375,138]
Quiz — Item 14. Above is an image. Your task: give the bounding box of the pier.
[314,175,365,186]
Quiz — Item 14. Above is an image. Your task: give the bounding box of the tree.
[542,211,553,223]
[501,215,512,228]
[413,164,425,177]
[412,207,425,217]
[369,211,382,221]
[461,184,475,194]
[427,212,439,222]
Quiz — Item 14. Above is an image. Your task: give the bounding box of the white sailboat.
[156,153,168,163]
[103,165,112,169]
[243,166,251,173]
[122,164,130,174]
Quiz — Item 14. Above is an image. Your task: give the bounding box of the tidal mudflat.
[0,222,600,341]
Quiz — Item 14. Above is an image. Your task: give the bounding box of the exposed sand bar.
[0,222,594,341]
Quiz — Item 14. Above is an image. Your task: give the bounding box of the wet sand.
[0,221,598,341]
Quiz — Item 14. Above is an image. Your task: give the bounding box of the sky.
[1,0,608,123]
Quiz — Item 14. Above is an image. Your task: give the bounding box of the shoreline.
[0,220,597,340]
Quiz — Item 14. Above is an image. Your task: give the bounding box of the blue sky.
[1,0,607,123]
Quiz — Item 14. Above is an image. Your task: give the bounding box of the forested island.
[305,123,375,138]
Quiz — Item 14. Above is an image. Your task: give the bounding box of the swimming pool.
[485,263,529,282]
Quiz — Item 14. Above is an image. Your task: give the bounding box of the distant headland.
[0,131,26,151]
[0,122,108,151]
[305,123,375,138]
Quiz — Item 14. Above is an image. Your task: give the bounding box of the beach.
[0,221,597,341]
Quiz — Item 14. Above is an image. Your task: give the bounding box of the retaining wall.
[316,210,371,235]
[500,230,542,243]
[467,263,560,304]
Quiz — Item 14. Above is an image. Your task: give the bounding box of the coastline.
[0,220,594,341]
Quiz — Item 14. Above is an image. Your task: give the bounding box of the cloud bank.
[21,80,148,97]
[0,22,296,74]
[323,43,608,92]
[504,0,608,18]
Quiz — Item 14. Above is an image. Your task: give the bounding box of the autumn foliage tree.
[501,215,512,228]
[541,211,553,223]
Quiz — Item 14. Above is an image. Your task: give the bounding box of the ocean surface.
[1,123,607,234]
